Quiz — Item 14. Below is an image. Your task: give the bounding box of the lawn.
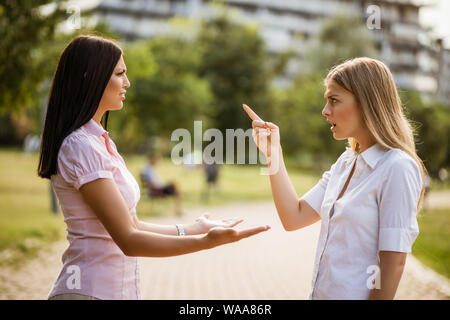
[0,149,65,265]
[412,208,450,279]
[125,153,319,217]
[1,148,449,281]
[0,148,318,265]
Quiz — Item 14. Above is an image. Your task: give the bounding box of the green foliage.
[0,0,67,113]
[107,14,278,156]
[0,148,320,266]
[0,5,121,143]
[275,72,347,169]
[123,40,157,80]
[1,4,448,175]
[303,12,378,73]
[197,14,274,132]
[269,12,378,170]
[401,90,450,176]
[0,148,65,266]
[0,0,68,144]
[413,208,450,279]
[112,37,213,153]
[0,113,26,145]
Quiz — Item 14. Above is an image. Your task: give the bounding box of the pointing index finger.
[243,104,263,121]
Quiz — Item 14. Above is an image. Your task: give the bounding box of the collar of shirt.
[342,143,388,171]
[83,119,108,138]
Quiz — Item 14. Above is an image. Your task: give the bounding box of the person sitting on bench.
[141,153,182,215]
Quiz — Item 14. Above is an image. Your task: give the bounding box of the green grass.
[429,180,450,191]
[0,149,65,266]
[0,148,318,266]
[124,154,318,217]
[412,208,450,279]
[1,148,449,280]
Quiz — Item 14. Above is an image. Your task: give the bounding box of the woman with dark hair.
[38,35,270,300]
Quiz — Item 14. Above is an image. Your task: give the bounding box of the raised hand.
[205,224,271,249]
[243,104,281,174]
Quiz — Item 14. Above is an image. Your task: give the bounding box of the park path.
[138,201,450,300]
[0,193,449,300]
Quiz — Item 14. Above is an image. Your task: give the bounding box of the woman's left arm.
[368,251,407,300]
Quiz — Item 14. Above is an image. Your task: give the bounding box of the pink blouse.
[48,119,141,300]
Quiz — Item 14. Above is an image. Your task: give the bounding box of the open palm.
[195,213,243,234]
[206,224,271,248]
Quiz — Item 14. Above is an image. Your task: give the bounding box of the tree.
[197,14,274,132]
[0,0,67,113]
[274,13,377,169]
[303,12,378,73]
[0,1,118,145]
[111,37,214,153]
[401,90,450,176]
[275,72,347,170]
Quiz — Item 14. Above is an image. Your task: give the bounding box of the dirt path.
[1,198,449,300]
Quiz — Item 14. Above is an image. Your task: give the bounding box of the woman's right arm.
[269,147,320,231]
[80,178,270,257]
[243,104,320,232]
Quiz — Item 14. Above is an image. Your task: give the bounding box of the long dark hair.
[38,35,122,179]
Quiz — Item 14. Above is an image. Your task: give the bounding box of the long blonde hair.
[325,57,427,210]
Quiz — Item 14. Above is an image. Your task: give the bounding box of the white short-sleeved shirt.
[301,143,422,300]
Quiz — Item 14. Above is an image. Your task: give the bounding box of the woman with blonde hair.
[244,57,426,300]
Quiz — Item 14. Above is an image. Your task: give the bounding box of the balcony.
[223,0,360,18]
[238,8,321,36]
[97,0,173,17]
[391,22,425,43]
[394,72,437,93]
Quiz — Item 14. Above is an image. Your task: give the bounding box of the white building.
[92,0,449,103]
